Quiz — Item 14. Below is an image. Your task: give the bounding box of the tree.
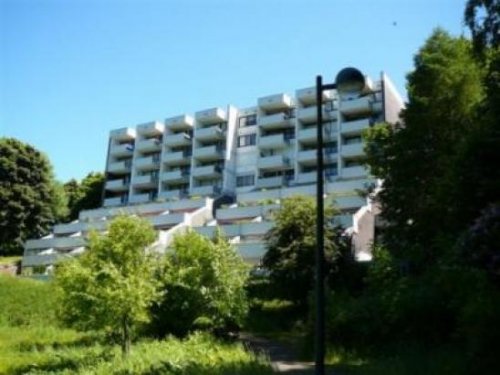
[464,0,500,53]
[151,229,249,337]
[0,138,62,255]
[262,196,350,305]
[64,172,105,221]
[54,215,159,356]
[363,29,485,267]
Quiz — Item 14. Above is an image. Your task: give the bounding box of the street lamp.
[315,67,365,375]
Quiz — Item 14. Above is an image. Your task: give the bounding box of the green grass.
[0,256,21,266]
[0,274,273,375]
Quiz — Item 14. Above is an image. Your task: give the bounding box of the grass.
[0,256,21,266]
[0,274,273,375]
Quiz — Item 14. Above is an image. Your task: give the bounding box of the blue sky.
[1,0,466,181]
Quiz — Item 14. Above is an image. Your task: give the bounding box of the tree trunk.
[121,316,130,357]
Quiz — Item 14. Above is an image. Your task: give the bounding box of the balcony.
[341,118,370,135]
[162,150,191,165]
[161,169,190,183]
[135,138,162,152]
[296,86,332,105]
[258,93,292,110]
[105,178,130,192]
[25,236,86,250]
[107,159,132,173]
[258,155,290,170]
[129,193,152,204]
[132,174,158,188]
[195,222,273,239]
[136,121,164,136]
[164,132,192,147]
[110,127,136,141]
[54,221,108,235]
[256,176,284,188]
[195,107,227,124]
[296,106,335,123]
[135,155,161,170]
[341,142,364,158]
[340,96,372,116]
[195,124,225,141]
[258,113,293,130]
[296,170,337,184]
[192,164,223,178]
[109,143,134,157]
[149,213,185,229]
[190,185,222,196]
[216,204,279,221]
[104,196,128,207]
[297,123,338,144]
[259,133,288,149]
[192,145,224,161]
[341,166,367,179]
[159,189,189,200]
[297,149,337,165]
[165,114,194,131]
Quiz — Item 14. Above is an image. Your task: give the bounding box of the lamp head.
[335,67,365,96]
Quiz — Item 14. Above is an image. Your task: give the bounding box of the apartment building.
[22,71,403,275]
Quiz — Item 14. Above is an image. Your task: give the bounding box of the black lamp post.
[314,68,365,375]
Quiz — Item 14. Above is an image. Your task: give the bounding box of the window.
[343,135,362,145]
[239,114,257,127]
[237,174,255,187]
[238,134,257,147]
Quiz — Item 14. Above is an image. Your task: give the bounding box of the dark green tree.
[363,29,485,267]
[64,172,104,221]
[0,138,62,255]
[262,196,350,305]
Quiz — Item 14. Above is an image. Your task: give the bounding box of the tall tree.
[262,196,349,305]
[0,138,61,255]
[364,29,485,266]
[54,215,159,356]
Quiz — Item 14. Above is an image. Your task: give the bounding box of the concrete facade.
[22,72,403,275]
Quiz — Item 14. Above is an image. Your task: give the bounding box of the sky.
[1,0,467,182]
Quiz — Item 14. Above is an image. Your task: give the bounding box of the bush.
[150,230,249,337]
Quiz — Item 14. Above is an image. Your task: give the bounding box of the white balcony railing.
[257,155,290,170]
[135,138,162,152]
[258,93,292,110]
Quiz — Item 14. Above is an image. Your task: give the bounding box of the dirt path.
[240,332,336,374]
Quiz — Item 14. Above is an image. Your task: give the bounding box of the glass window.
[239,114,257,127]
[237,174,255,187]
[238,134,257,147]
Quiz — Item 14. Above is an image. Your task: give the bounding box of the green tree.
[363,29,485,267]
[0,138,62,255]
[54,215,159,356]
[64,172,105,221]
[262,196,349,305]
[151,229,249,337]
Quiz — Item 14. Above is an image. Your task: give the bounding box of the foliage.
[262,195,350,305]
[63,172,105,221]
[151,229,249,337]
[0,138,63,255]
[363,29,486,267]
[54,215,159,356]
[1,330,271,375]
[465,0,500,53]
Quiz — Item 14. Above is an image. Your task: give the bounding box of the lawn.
[0,274,273,375]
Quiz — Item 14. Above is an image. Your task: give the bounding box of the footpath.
[240,333,339,374]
